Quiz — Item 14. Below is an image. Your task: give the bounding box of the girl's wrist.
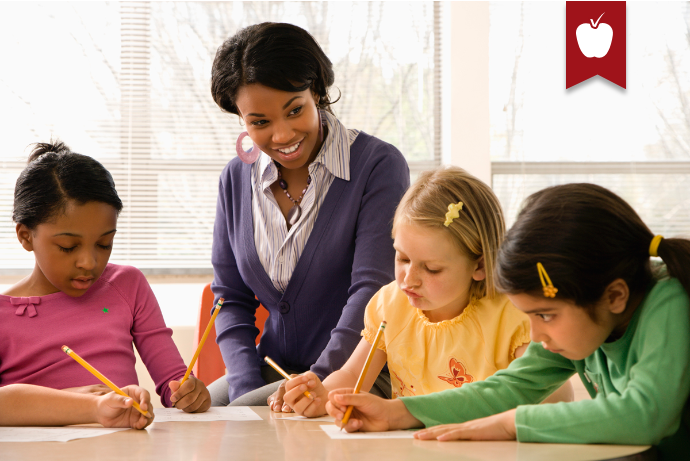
[503,409,518,439]
[87,394,103,424]
[389,399,423,431]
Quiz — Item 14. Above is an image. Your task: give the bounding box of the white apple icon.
[576,13,613,58]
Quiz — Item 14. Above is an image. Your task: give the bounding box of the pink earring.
[236,132,261,164]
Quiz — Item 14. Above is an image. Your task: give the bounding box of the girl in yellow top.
[283,166,573,415]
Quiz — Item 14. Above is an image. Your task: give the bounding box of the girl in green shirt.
[326,183,690,460]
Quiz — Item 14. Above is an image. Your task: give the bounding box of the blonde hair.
[392,166,505,300]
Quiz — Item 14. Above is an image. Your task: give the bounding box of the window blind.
[489,1,690,234]
[0,1,443,274]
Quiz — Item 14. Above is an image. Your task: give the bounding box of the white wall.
[444,1,492,185]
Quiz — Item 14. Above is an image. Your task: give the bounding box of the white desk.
[0,407,654,461]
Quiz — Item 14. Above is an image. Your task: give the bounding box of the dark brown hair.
[495,183,690,314]
[13,140,123,229]
[211,22,336,116]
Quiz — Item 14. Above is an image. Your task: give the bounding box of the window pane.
[0,1,440,272]
[490,2,690,162]
[0,2,121,161]
[494,173,690,237]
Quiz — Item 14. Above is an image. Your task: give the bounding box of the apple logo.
[576,13,613,58]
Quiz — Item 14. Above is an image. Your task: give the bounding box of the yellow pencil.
[340,320,386,429]
[61,345,151,418]
[180,298,225,385]
[264,356,313,400]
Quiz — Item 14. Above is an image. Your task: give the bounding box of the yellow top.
[362,281,530,398]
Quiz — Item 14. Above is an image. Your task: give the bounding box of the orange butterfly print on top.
[438,357,474,388]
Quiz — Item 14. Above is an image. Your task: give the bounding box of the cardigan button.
[278,301,290,314]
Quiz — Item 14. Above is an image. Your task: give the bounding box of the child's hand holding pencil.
[168,298,221,413]
[264,356,314,413]
[325,322,417,434]
[62,345,152,419]
[325,389,423,433]
[96,385,154,430]
[169,377,211,413]
[283,371,329,417]
[338,320,386,429]
[61,345,154,429]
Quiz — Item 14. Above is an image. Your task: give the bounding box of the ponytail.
[27,141,70,163]
[13,140,123,229]
[657,238,690,299]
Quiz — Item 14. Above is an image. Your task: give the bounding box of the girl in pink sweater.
[1,141,210,413]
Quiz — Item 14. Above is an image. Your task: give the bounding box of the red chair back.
[192,284,269,385]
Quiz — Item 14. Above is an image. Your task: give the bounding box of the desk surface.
[0,407,653,461]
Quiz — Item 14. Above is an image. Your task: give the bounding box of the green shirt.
[400,277,690,459]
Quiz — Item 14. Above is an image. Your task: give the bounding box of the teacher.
[207,22,410,409]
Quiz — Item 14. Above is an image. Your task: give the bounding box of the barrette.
[537,262,558,298]
[444,202,464,227]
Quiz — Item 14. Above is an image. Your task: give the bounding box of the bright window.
[490,1,690,236]
[0,1,442,273]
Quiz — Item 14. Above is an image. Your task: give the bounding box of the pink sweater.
[0,264,187,407]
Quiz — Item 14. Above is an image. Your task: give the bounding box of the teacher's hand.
[267,377,295,413]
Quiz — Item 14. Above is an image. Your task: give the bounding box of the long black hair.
[12,140,123,229]
[211,22,336,115]
[495,183,690,315]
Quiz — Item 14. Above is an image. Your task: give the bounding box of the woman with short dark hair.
[208,22,410,409]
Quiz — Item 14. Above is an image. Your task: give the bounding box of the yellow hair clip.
[537,262,558,298]
[444,202,464,227]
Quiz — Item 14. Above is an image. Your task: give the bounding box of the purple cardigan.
[211,132,410,401]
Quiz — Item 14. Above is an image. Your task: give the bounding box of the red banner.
[566,1,626,89]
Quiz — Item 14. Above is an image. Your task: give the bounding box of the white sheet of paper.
[152,406,262,423]
[275,415,335,422]
[0,427,128,443]
[320,425,415,439]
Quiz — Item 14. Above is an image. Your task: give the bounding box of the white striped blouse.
[251,110,360,292]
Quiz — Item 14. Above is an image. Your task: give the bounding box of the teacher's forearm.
[215,306,268,400]
[218,344,266,401]
[310,329,361,380]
